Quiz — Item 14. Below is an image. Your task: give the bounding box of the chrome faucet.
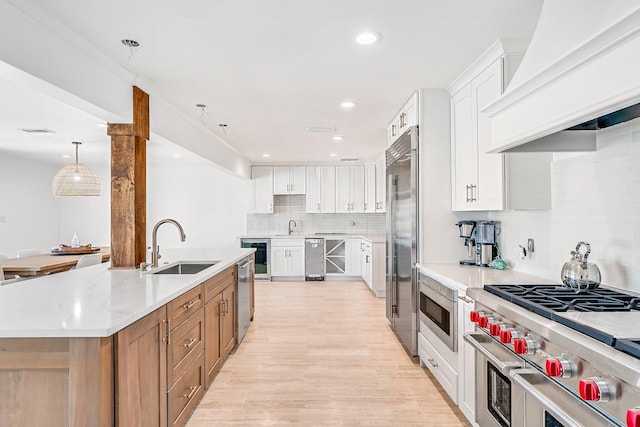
[288,219,297,235]
[151,218,187,268]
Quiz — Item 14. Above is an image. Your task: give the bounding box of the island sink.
[151,261,219,275]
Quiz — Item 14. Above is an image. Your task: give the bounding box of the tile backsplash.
[489,118,640,291]
[246,195,386,235]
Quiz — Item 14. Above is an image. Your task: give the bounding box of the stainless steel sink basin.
[151,261,219,275]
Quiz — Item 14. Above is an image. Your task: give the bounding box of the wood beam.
[108,86,149,269]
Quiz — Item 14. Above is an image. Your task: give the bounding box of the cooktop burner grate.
[484,284,640,346]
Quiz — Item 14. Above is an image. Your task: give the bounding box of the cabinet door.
[305,166,322,213]
[450,84,477,211]
[252,166,274,213]
[288,246,305,277]
[271,247,288,276]
[204,293,222,386]
[273,166,291,194]
[473,59,504,211]
[375,157,386,212]
[288,166,306,194]
[350,165,366,213]
[320,166,336,213]
[401,92,418,132]
[335,166,351,213]
[221,285,237,358]
[345,238,362,276]
[458,295,476,424]
[116,306,167,427]
[364,164,376,213]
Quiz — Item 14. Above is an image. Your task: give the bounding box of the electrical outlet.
[527,238,535,253]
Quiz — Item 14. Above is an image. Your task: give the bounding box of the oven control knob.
[627,407,640,427]
[478,315,495,329]
[489,322,508,337]
[579,377,614,402]
[513,337,537,355]
[546,357,574,378]
[499,328,521,344]
[469,311,484,323]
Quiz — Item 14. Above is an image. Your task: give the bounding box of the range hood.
[484,1,640,153]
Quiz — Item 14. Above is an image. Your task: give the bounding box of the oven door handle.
[510,369,585,427]
[464,333,522,374]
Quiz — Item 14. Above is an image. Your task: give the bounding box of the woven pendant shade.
[52,142,101,197]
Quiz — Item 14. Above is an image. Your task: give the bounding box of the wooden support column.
[107,86,149,268]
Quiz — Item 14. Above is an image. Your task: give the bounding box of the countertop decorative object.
[0,247,254,338]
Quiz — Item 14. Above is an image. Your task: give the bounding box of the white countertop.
[242,234,386,243]
[417,262,557,293]
[0,247,254,338]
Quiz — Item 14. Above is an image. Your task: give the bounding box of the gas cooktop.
[484,284,640,351]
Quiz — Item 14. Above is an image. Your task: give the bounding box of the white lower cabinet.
[271,239,304,278]
[361,240,372,287]
[457,292,477,426]
[418,331,458,404]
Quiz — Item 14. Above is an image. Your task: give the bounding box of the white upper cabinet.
[364,164,376,214]
[251,166,274,213]
[306,166,336,213]
[273,166,306,195]
[335,165,365,213]
[375,156,386,213]
[387,92,419,146]
[449,42,551,211]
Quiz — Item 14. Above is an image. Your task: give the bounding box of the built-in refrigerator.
[386,126,419,356]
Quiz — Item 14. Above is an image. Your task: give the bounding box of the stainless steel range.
[466,284,640,427]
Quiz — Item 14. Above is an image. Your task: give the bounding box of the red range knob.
[579,379,601,401]
[470,311,481,323]
[627,407,640,427]
[513,338,528,354]
[546,358,565,378]
[500,329,512,343]
[489,322,506,336]
[478,315,489,328]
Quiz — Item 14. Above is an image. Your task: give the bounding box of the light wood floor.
[187,280,469,426]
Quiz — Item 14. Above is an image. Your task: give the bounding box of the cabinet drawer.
[418,332,458,404]
[204,265,236,303]
[168,308,204,387]
[168,285,204,329]
[168,352,205,427]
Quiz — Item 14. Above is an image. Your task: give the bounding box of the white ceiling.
[0,0,543,166]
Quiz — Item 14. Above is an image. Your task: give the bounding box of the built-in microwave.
[418,273,457,352]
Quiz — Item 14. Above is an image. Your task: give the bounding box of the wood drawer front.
[168,285,204,330]
[168,308,204,387]
[168,353,205,427]
[204,265,236,303]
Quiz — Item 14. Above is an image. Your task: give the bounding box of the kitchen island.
[0,247,254,427]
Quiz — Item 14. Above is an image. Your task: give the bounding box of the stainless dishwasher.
[236,257,252,346]
[304,238,325,281]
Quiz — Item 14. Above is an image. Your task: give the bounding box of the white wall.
[0,153,60,257]
[490,117,640,292]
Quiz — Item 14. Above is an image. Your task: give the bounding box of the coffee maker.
[456,221,476,265]
[475,221,498,267]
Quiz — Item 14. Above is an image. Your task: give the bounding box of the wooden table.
[0,247,111,277]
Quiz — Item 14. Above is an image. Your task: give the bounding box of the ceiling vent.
[305,125,335,133]
[19,128,56,134]
[340,157,360,162]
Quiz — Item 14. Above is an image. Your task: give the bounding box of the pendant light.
[52,141,101,197]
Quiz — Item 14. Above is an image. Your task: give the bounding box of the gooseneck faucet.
[288,219,297,235]
[151,218,187,268]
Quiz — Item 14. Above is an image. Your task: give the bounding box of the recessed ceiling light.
[332,135,345,141]
[340,100,356,109]
[329,153,338,157]
[354,31,381,45]
[121,39,140,48]
[261,153,271,158]
[19,128,55,134]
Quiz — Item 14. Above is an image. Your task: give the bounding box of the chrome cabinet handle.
[465,185,470,203]
[183,385,198,400]
[459,295,474,304]
[427,358,438,368]
[391,124,397,137]
[471,184,477,202]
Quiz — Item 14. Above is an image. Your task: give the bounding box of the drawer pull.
[183,338,197,348]
[220,300,226,316]
[183,385,198,400]
[183,300,198,311]
[427,358,438,368]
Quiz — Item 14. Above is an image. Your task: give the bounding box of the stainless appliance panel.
[235,257,252,346]
[386,126,419,356]
[240,238,270,280]
[304,238,325,280]
[419,274,457,352]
